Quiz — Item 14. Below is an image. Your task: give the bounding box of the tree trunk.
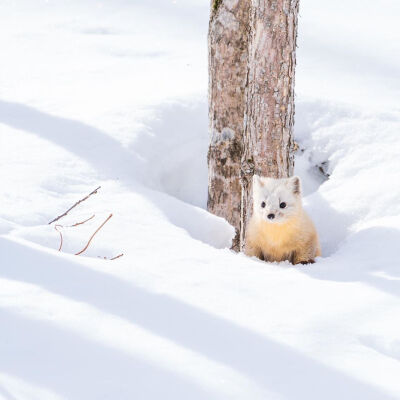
[207,0,250,250]
[240,0,298,250]
[207,0,298,251]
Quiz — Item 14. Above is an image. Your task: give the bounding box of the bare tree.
[208,0,299,251]
[207,0,250,250]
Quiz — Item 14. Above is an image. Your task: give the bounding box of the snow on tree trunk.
[207,0,251,250]
[240,0,298,250]
[207,0,298,251]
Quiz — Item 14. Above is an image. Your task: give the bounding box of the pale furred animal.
[245,175,321,264]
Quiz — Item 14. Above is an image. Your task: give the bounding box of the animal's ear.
[252,175,264,188]
[288,176,301,196]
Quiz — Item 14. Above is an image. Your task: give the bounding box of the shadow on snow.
[0,237,396,400]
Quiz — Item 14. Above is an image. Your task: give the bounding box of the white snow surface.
[1,1,400,399]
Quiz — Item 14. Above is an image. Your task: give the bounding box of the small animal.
[245,175,321,264]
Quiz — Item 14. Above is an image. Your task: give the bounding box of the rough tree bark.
[240,0,298,250]
[208,0,298,251]
[207,0,250,250]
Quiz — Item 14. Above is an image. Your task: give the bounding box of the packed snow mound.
[1,0,400,399]
[295,100,400,255]
[133,101,209,208]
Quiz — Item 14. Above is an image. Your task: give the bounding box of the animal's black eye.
[261,201,266,208]
[280,202,287,209]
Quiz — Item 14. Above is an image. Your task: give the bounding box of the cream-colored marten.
[245,175,321,265]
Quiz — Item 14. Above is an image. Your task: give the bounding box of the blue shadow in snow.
[0,309,217,400]
[0,237,396,400]
[0,99,143,183]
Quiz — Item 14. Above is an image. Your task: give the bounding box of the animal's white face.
[252,175,302,224]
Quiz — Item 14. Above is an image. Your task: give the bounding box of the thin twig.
[54,224,63,251]
[75,213,113,256]
[68,214,95,227]
[98,253,124,260]
[53,214,95,251]
[48,186,101,225]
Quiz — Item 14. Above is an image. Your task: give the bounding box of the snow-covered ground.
[1,1,400,399]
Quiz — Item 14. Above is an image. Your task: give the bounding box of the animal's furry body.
[245,175,321,264]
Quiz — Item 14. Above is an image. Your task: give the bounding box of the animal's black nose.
[267,213,275,220]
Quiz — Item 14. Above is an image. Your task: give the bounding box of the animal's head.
[252,175,302,223]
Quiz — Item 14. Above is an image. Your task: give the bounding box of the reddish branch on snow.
[49,188,123,260]
[75,213,113,256]
[54,224,63,251]
[48,186,101,225]
[68,214,95,227]
[99,253,124,260]
[54,214,96,252]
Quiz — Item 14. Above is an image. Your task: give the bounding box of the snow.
[1,0,400,399]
